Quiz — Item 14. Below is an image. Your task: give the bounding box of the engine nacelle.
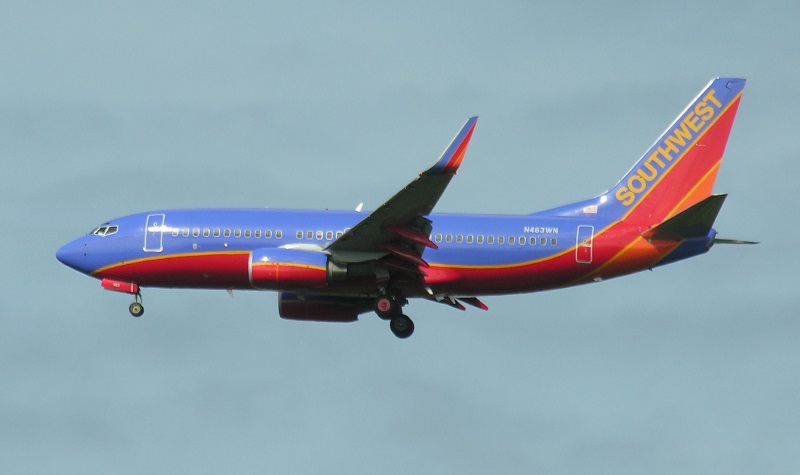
[278,292,361,322]
[249,248,329,290]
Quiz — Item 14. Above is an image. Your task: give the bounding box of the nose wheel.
[129,302,144,317]
[128,294,144,317]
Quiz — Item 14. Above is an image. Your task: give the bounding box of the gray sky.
[3,1,798,473]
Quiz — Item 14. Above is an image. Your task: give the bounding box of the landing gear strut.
[128,294,144,317]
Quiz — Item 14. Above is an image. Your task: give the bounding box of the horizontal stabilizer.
[643,194,727,241]
[713,238,759,245]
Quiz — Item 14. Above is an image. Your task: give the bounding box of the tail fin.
[536,78,746,223]
[608,77,745,223]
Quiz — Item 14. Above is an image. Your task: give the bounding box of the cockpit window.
[91,224,118,237]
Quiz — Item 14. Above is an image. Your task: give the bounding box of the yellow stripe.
[252,262,326,271]
[430,246,575,271]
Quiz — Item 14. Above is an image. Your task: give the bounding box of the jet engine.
[278,292,374,322]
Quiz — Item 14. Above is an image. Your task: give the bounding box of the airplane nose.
[56,239,89,273]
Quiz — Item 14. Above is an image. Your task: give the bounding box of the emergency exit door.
[144,213,165,252]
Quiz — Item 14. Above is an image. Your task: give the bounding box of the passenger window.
[529,237,536,245]
[477,235,484,244]
[456,235,463,243]
[182,228,190,237]
[540,237,547,246]
[519,236,525,245]
[255,230,261,238]
[224,229,231,238]
[213,228,221,237]
[297,230,303,239]
[487,236,494,244]
[445,234,453,243]
[466,235,473,244]
[336,231,343,239]
[306,231,313,239]
[172,229,179,237]
[509,236,515,245]
[326,231,333,240]
[265,230,272,238]
[435,234,442,243]
[193,228,200,237]
[244,229,251,238]
[234,229,241,238]
[203,228,210,237]
[275,230,283,239]
[498,236,505,244]
[551,238,558,246]
[316,231,323,240]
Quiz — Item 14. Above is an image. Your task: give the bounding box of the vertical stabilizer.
[607,77,745,223]
[536,78,745,224]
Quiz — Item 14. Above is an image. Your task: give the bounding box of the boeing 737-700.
[57,77,752,338]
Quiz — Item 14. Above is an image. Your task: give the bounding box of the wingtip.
[428,117,479,175]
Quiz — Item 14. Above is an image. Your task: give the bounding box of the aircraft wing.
[326,117,478,265]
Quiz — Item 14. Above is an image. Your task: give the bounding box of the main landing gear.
[389,314,414,339]
[374,294,414,339]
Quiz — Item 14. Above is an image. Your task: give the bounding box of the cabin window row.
[172,228,284,239]
[433,234,558,246]
[295,230,346,241]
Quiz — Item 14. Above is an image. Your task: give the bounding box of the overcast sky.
[3,1,798,473]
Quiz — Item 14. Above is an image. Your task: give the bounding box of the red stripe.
[96,253,251,288]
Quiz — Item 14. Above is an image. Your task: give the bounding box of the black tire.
[390,315,414,339]
[129,302,144,317]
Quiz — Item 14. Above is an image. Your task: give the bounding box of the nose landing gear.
[128,294,144,317]
[100,278,144,318]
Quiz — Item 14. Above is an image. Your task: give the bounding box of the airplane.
[57,77,753,339]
